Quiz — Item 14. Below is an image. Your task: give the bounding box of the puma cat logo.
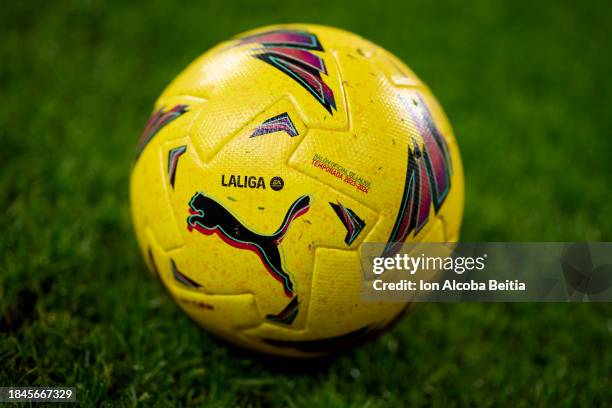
[187,192,310,297]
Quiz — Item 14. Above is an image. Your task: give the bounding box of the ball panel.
[158,42,236,101]
[131,139,184,252]
[375,46,424,88]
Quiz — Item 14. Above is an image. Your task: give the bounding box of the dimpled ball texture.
[130,24,464,357]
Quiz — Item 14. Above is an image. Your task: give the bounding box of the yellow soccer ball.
[130,24,464,357]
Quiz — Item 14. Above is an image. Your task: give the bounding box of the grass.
[1,0,611,406]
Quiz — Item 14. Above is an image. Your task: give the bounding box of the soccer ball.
[130,24,464,357]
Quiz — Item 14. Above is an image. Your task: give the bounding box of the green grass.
[1,0,611,406]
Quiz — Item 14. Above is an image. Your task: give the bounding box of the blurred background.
[1,0,610,405]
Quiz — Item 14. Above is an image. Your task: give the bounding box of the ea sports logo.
[270,176,284,191]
